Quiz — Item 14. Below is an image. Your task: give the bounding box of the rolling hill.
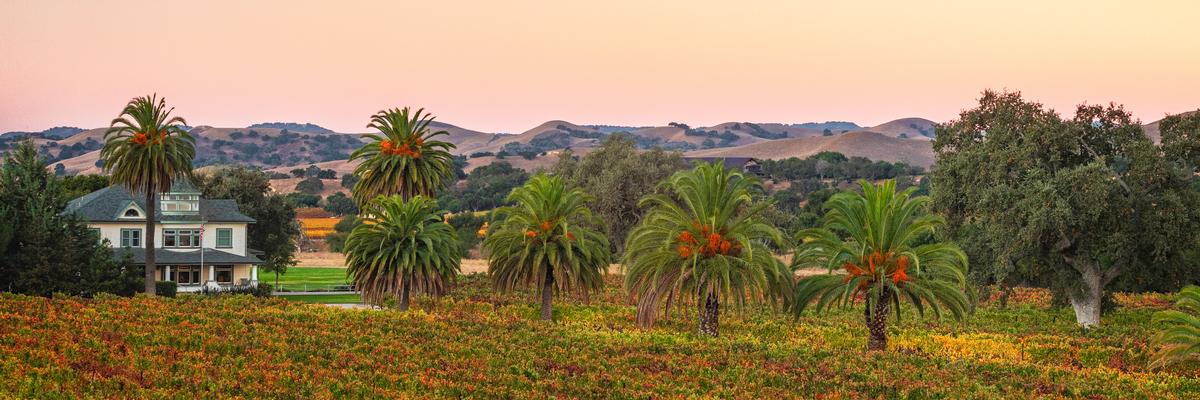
[683,118,939,167]
[425,121,497,154]
[247,122,335,134]
[10,111,1199,198]
[687,130,936,167]
[866,117,936,140]
[1142,111,1199,143]
[6,117,948,177]
[45,126,365,175]
[0,126,84,140]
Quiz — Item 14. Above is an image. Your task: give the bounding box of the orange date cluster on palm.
[675,224,742,259]
[525,218,574,241]
[843,250,910,288]
[131,130,167,146]
[380,137,425,158]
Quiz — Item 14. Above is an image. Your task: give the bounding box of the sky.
[1,0,1198,134]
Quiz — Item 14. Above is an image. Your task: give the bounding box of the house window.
[216,228,233,248]
[89,228,102,243]
[119,229,141,248]
[124,208,141,217]
[163,229,201,248]
[161,194,199,214]
[215,265,234,284]
[174,265,201,285]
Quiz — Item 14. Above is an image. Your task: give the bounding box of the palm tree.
[100,94,196,295]
[624,161,788,337]
[1150,285,1200,369]
[349,107,456,207]
[790,180,970,351]
[344,195,460,310]
[483,174,611,321]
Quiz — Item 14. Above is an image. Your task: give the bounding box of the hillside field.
[1,275,1198,398]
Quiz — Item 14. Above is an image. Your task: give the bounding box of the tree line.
[757,152,925,182]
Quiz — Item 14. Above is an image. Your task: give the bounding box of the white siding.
[203,223,248,256]
[90,221,249,256]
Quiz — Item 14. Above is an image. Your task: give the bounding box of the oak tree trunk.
[540,265,555,321]
[866,287,891,351]
[144,189,156,295]
[698,291,719,337]
[1069,266,1104,328]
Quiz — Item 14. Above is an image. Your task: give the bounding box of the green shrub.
[155,281,178,298]
[296,177,325,195]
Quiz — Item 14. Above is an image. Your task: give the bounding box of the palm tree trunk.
[144,189,156,295]
[540,265,555,321]
[866,287,891,351]
[398,277,411,311]
[698,291,719,337]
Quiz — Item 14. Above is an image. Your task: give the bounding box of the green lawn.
[269,267,359,304]
[276,293,362,304]
[267,267,350,291]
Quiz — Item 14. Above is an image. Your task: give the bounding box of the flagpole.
[200,224,205,286]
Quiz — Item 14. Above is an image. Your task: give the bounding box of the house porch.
[156,264,259,292]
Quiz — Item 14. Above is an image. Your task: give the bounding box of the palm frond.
[1150,285,1200,369]
[623,161,786,329]
[350,107,457,206]
[483,174,611,297]
[344,195,461,306]
[100,94,195,194]
[789,179,971,323]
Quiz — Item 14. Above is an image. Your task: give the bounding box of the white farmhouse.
[65,180,262,292]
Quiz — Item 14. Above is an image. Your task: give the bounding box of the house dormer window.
[118,202,145,219]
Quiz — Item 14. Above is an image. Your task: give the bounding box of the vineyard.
[1,275,1197,398]
[295,207,339,239]
[299,217,338,239]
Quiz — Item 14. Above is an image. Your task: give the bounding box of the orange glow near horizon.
[1,0,1198,133]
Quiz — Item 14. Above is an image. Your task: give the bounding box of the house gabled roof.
[115,200,146,219]
[65,185,255,223]
[168,179,201,193]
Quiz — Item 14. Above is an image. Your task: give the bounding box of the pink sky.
[1,0,1198,134]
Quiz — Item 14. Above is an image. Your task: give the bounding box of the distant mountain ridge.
[582,125,652,134]
[246,122,335,134]
[788,121,861,131]
[688,131,936,167]
[0,126,85,140]
[5,118,948,175]
[2,117,953,175]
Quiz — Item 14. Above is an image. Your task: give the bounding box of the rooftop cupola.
[160,180,201,215]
